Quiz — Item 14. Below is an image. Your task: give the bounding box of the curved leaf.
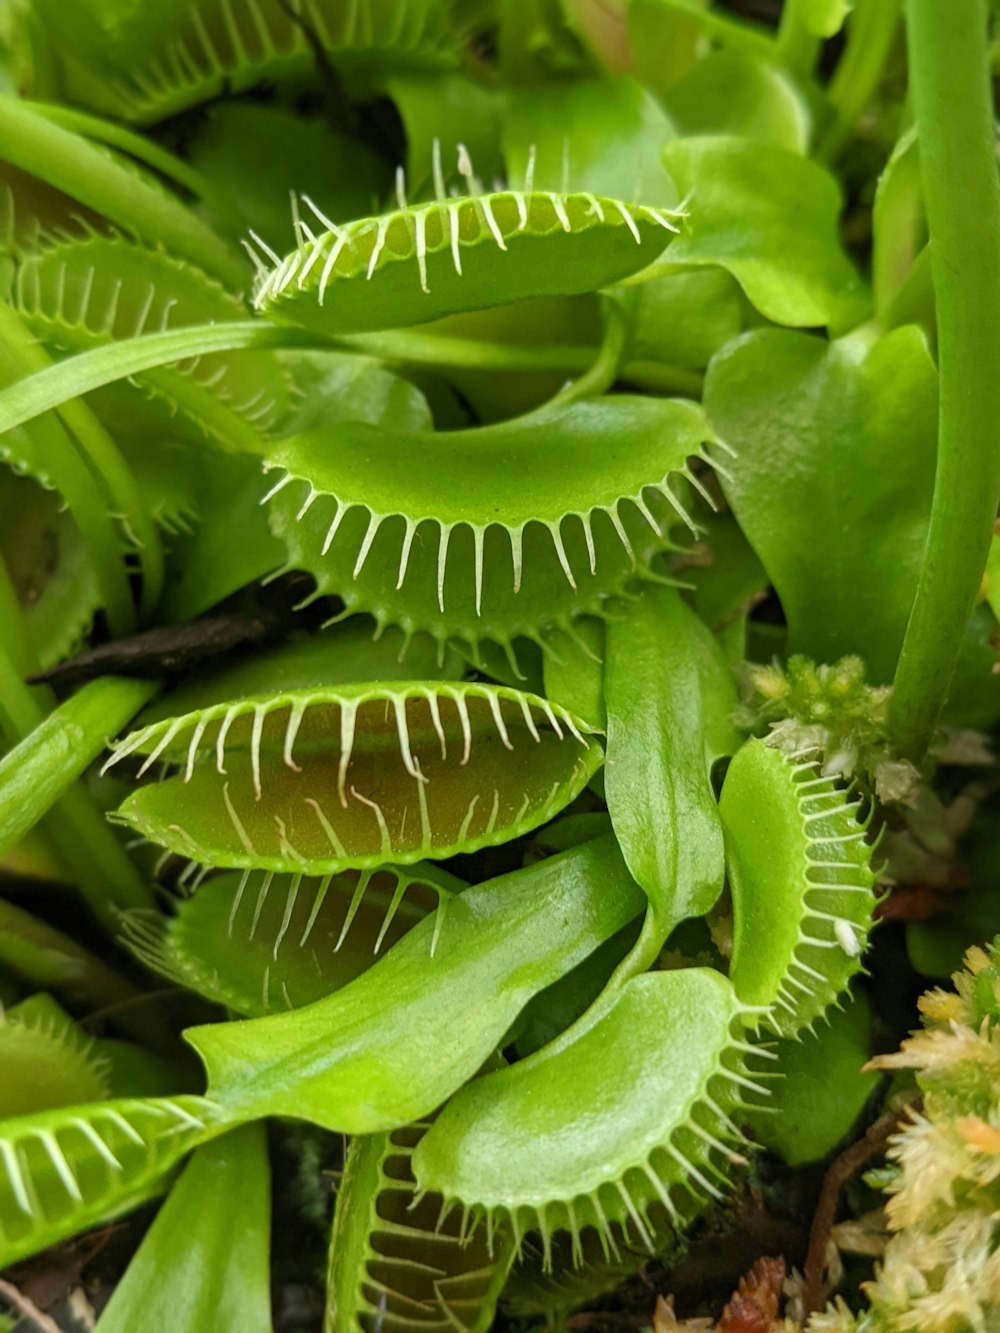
[662,136,868,329]
[94,1125,272,1333]
[705,325,938,682]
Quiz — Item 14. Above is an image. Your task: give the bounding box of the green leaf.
[604,587,726,933]
[262,395,712,663]
[663,49,811,153]
[662,136,869,329]
[327,1119,513,1332]
[503,76,677,206]
[413,969,751,1261]
[872,128,924,318]
[705,325,937,683]
[627,0,774,96]
[630,269,743,372]
[719,739,876,1036]
[543,617,605,730]
[95,1125,272,1333]
[32,0,461,124]
[681,510,768,662]
[140,620,464,726]
[109,682,603,874]
[125,863,459,1017]
[0,897,144,1023]
[255,190,679,337]
[156,453,285,624]
[184,837,645,1132]
[748,992,878,1166]
[0,474,101,670]
[387,71,504,198]
[939,605,1000,731]
[0,994,109,1116]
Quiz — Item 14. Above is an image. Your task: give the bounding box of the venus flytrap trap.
[0,1,997,1328]
[252,181,684,333]
[326,1121,515,1332]
[261,396,715,667]
[105,681,601,870]
[123,862,463,1015]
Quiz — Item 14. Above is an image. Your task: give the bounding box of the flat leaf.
[604,586,725,932]
[503,76,677,206]
[662,136,869,329]
[630,269,743,372]
[387,71,504,197]
[664,49,811,153]
[705,325,937,682]
[95,1125,272,1333]
[187,104,389,253]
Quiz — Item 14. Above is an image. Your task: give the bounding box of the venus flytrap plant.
[30,0,464,126]
[12,230,293,445]
[252,182,684,334]
[93,1124,273,1333]
[719,740,877,1036]
[0,2,996,1326]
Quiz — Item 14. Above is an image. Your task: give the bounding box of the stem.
[545,297,630,408]
[0,594,155,926]
[0,96,244,290]
[0,303,136,636]
[0,322,316,438]
[340,328,703,395]
[0,675,157,861]
[24,102,214,202]
[776,0,822,78]
[0,322,705,443]
[819,0,904,163]
[889,0,1000,760]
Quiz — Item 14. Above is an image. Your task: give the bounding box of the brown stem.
[801,1105,913,1316]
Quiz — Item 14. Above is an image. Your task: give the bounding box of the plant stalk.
[776,0,822,78]
[819,0,903,163]
[0,97,244,289]
[889,0,1000,760]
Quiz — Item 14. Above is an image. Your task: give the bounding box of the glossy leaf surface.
[125,863,460,1017]
[327,1120,513,1332]
[0,1096,221,1267]
[264,396,712,659]
[413,969,751,1259]
[255,191,679,335]
[719,739,877,1035]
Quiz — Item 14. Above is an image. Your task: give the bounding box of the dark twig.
[802,1105,914,1315]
